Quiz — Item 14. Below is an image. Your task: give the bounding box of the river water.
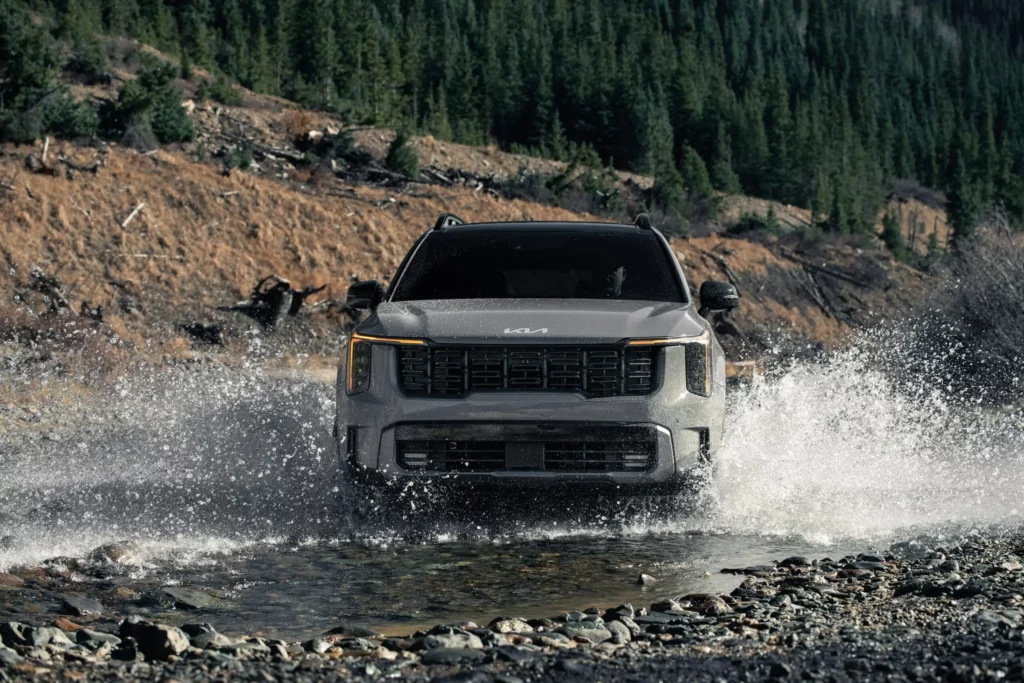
[1,344,1021,638]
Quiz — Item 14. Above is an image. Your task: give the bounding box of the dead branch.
[121,202,146,228]
[779,249,870,288]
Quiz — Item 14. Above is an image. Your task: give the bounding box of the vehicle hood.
[360,298,705,344]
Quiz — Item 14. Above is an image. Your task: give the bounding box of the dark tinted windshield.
[391,229,686,302]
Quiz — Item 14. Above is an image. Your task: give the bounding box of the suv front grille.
[397,439,656,473]
[398,346,655,397]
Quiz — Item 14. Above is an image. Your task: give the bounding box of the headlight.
[627,331,711,397]
[347,333,425,395]
[347,336,373,394]
[684,333,711,397]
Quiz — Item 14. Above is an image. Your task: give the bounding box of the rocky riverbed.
[1,534,1022,681]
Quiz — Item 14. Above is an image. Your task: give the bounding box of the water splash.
[0,335,1021,572]
[0,363,340,570]
[709,342,1024,543]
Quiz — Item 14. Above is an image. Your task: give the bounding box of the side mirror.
[698,280,739,318]
[346,280,385,310]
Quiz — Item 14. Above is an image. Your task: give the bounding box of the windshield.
[390,229,687,303]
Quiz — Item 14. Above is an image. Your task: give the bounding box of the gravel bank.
[1,535,1022,681]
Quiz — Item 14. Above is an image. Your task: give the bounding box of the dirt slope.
[0,135,933,367]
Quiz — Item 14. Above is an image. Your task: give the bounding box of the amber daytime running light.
[627,332,712,397]
[347,333,425,394]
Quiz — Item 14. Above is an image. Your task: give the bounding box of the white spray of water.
[708,345,1024,543]
[0,340,1021,571]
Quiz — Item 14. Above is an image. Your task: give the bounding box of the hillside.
[0,123,934,373]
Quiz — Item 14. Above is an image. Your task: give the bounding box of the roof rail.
[634,213,653,230]
[433,213,466,230]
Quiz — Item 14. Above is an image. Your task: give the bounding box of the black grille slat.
[469,348,504,390]
[396,438,657,473]
[508,349,544,389]
[432,348,466,395]
[624,349,654,394]
[398,346,656,398]
[585,350,622,396]
[548,349,584,391]
[398,347,431,394]
[545,440,657,472]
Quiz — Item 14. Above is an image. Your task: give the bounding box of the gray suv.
[335,214,738,503]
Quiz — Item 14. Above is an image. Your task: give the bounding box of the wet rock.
[495,646,540,663]
[564,610,587,622]
[779,557,811,568]
[324,623,378,638]
[744,565,778,575]
[119,618,190,660]
[77,629,122,648]
[61,595,104,617]
[157,587,215,610]
[420,647,487,664]
[88,542,138,565]
[770,661,793,678]
[684,594,733,616]
[191,631,238,650]
[637,573,658,586]
[0,645,22,667]
[0,574,24,589]
[422,628,483,650]
[857,554,886,563]
[848,561,886,571]
[488,617,533,633]
[526,618,558,630]
[557,623,612,644]
[617,615,643,636]
[304,637,332,654]
[605,603,635,620]
[605,620,632,643]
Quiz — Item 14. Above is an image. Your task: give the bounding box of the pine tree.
[948,145,979,248]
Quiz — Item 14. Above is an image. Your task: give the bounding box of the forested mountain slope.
[5,0,1023,240]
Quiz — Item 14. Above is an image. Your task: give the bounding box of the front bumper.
[336,343,725,488]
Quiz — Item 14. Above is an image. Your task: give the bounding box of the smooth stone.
[605,620,632,643]
[617,615,643,636]
[779,557,811,567]
[77,629,122,647]
[633,612,692,625]
[557,624,612,644]
[119,618,190,660]
[158,587,215,610]
[0,646,22,666]
[420,647,486,664]
[489,617,533,633]
[422,631,483,650]
[857,554,886,563]
[61,595,104,617]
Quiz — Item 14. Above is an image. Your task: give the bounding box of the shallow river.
[1,347,1021,639]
